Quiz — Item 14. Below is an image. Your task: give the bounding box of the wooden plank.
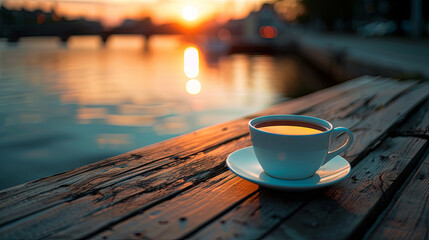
[393,98,429,137]
[366,151,429,240]
[187,137,426,240]
[189,188,308,240]
[0,75,376,204]
[262,137,427,240]
[298,77,409,120]
[0,136,251,240]
[0,156,178,227]
[300,79,418,132]
[294,80,428,167]
[3,173,259,240]
[0,77,420,238]
[339,82,429,164]
[85,172,259,240]
[0,182,193,240]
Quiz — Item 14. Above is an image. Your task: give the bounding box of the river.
[0,35,331,189]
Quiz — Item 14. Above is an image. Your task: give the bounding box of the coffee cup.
[249,115,353,180]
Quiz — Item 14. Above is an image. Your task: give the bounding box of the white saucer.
[226,146,351,191]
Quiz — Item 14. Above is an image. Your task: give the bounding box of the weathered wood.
[340,82,429,163]
[262,137,427,240]
[300,79,423,161]
[393,98,429,137]
[0,136,251,239]
[366,151,429,240]
[296,80,428,166]
[299,78,414,121]
[188,137,427,240]
[87,172,259,240]
[0,182,193,240]
[188,187,309,240]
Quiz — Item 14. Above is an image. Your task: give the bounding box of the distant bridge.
[0,21,185,49]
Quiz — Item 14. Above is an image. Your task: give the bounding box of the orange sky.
[4,0,272,26]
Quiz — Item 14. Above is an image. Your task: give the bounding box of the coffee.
[255,120,328,135]
[249,115,353,179]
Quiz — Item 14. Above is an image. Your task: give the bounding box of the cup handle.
[323,127,353,165]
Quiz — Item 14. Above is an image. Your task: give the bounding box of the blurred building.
[223,3,286,39]
[301,0,428,37]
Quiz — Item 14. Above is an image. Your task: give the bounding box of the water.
[0,35,330,190]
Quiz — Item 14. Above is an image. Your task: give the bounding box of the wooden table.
[0,76,428,240]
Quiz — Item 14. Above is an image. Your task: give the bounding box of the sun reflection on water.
[184,46,199,78]
[186,79,201,95]
[184,46,201,95]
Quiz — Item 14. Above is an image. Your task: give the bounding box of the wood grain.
[340,82,429,164]
[394,98,429,137]
[88,172,259,240]
[366,151,429,240]
[189,187,311,240]
[0,136,251,239]
[263,137,427,240]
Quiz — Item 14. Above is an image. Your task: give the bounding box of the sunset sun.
[182,5,197,21]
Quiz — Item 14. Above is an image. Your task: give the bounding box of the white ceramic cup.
[249,115,353,180]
